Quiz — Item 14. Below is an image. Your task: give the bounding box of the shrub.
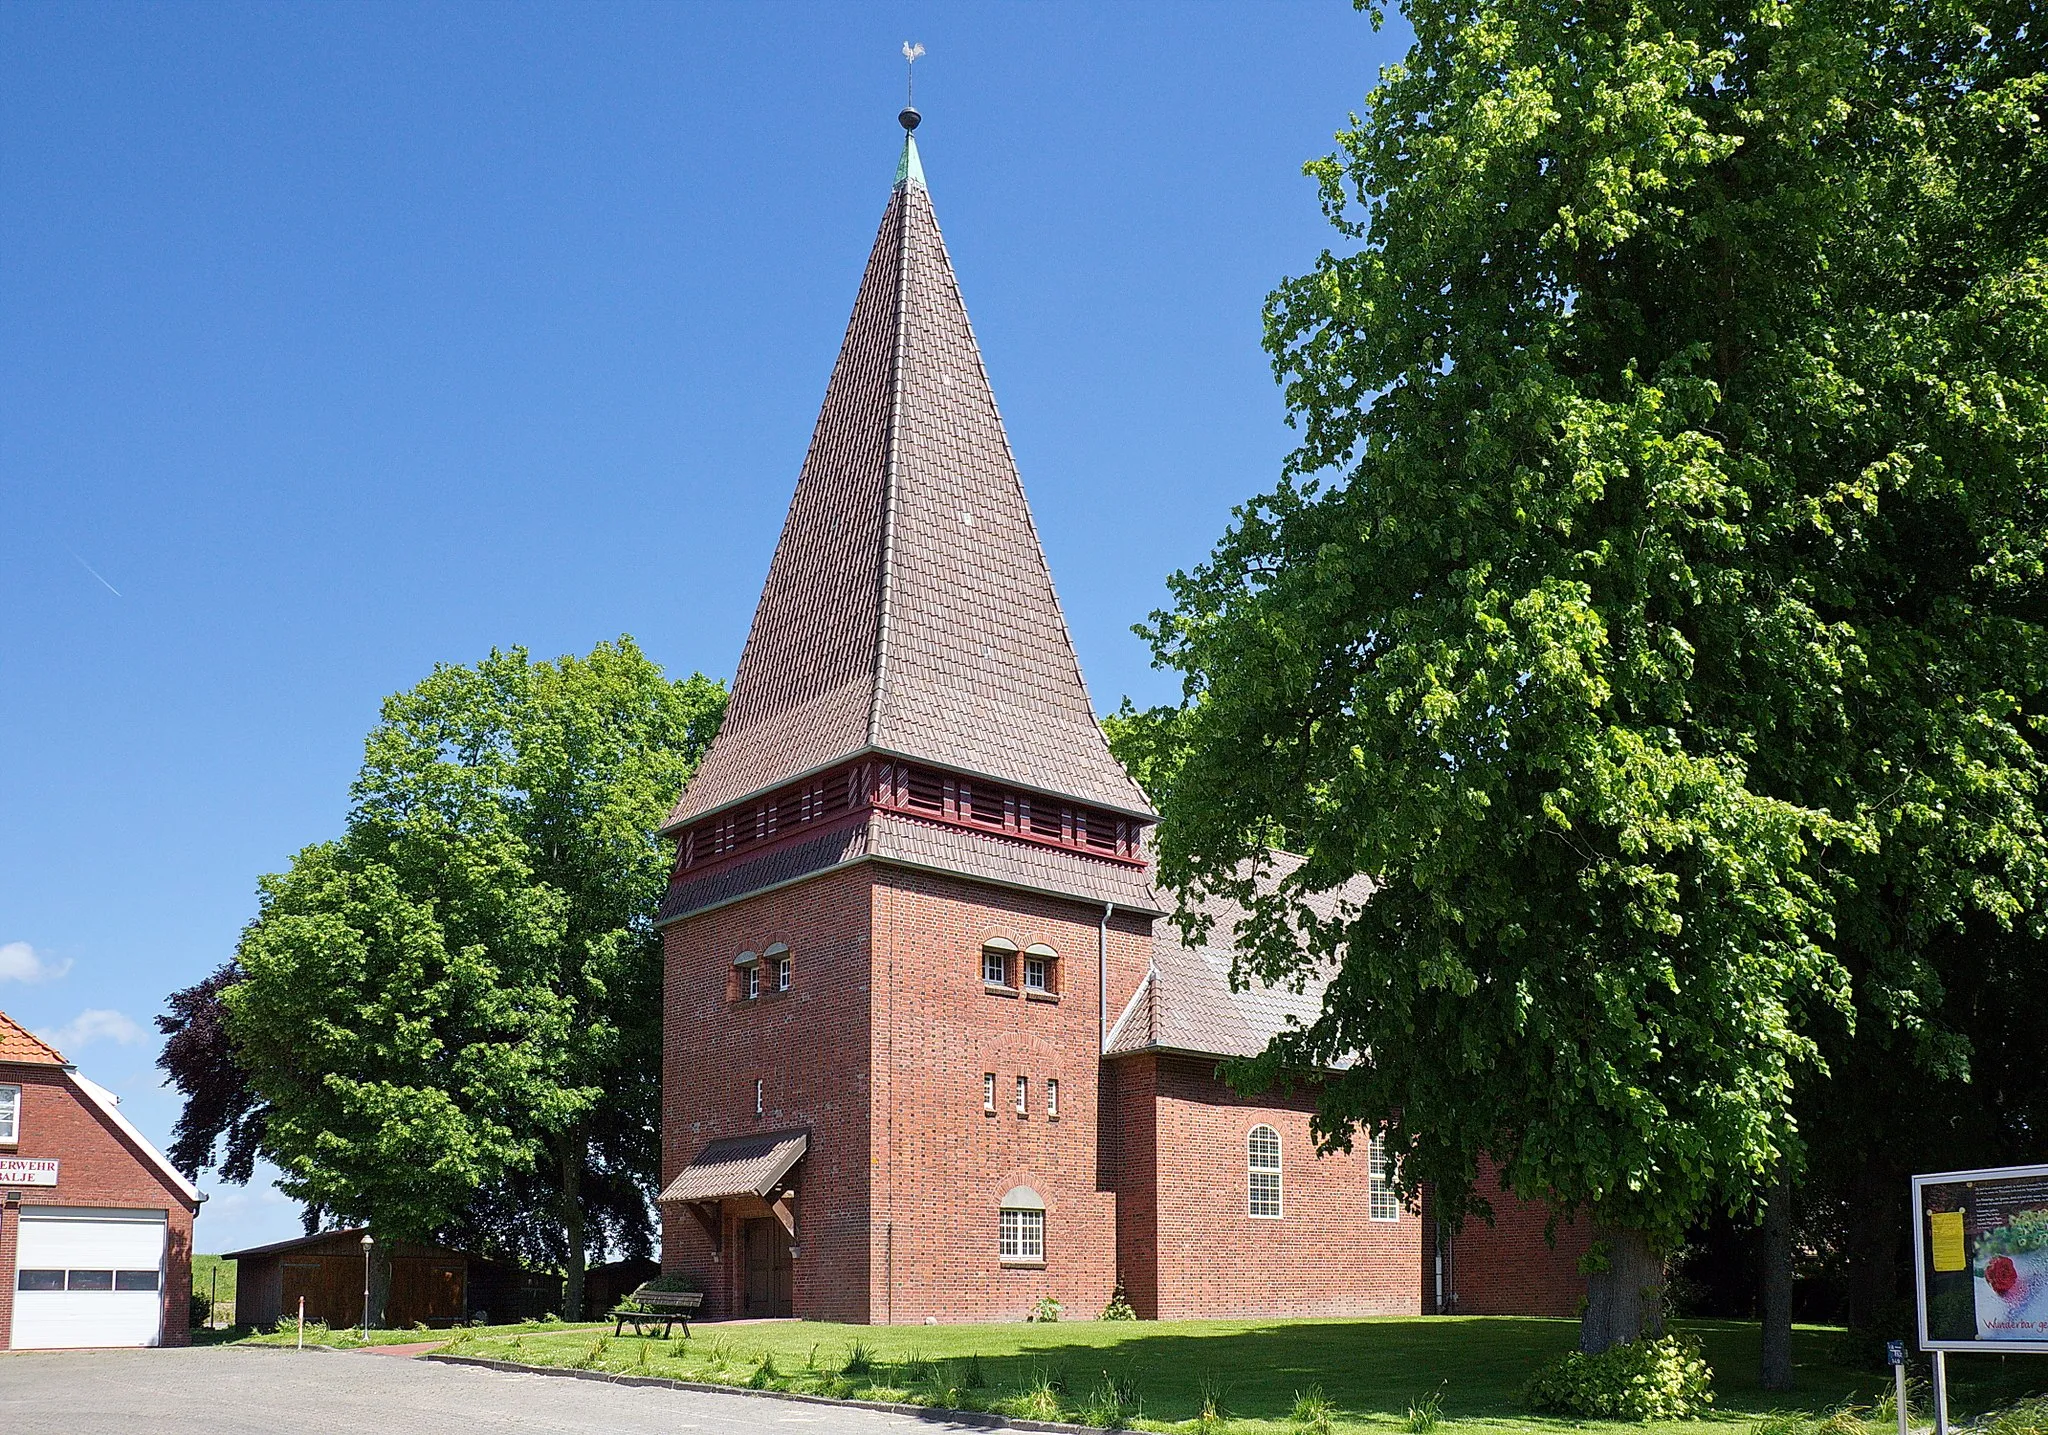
[642,1273,703,1294]
[1292,1385,1336,1435]
[1405,1381,1446,1434]
[1101,1282,1138,1321]
[841,1339,876,1377]
[190,1293,214,1329]
[1029,1295,1063,1323]
[1980,1397,2048,1435]
[1525,1334,1713,1421]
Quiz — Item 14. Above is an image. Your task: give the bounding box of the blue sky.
[0,2,1405,1252]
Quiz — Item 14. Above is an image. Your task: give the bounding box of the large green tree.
[1143,0,2048,1352]
[191,639,721,1318]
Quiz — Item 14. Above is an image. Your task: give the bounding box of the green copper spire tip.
[896,132,925,189]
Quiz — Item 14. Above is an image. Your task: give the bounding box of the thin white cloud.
[38,1008,145,1053]
[0,941,71,984]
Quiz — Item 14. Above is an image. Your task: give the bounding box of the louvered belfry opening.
[658,133,1156,920]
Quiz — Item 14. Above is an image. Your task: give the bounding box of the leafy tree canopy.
[1142,0,2047,1346]
[165,638,722,1313]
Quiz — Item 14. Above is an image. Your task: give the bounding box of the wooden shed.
[226,1228,560,1330]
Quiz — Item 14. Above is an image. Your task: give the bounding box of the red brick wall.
[0,1064,197,1349]
[661,863,876,1322]
[867,867,1154,1323]
[1443,1167,1592,1318]
[1118,1055,1426,1319]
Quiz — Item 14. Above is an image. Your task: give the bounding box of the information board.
[1915,1163,2048,1353]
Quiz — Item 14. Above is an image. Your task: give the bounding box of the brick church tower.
[654,120,1163,1323]
[654,117,1593,1325]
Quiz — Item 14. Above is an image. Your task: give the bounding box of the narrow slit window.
[755,1078,764,1116]
[983,1073,997,1113]
[1047,1079,1059,1119]
[0,1083,18,1144]
[1015,1076,1028,1116]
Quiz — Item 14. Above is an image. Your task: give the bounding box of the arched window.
[1248,1125,1282,1217]
[981,938,1018,988]
[1368,1136,1400,1221]
[1022,944,1057,994]
[999,1186,1046,1263]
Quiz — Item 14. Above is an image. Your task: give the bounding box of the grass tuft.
[1293,1384,1336,1435]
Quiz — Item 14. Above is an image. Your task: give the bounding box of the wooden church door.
[741,1219,792,1317]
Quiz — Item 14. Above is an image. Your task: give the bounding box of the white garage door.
[11,1207,167,1349]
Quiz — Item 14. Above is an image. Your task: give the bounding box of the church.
[652,113,1588,1324]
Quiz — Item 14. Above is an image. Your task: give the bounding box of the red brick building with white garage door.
[0,1009,201,1349]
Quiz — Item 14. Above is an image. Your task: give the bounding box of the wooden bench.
[609,1285,703,1338]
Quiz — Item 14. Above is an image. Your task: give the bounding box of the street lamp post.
[360,1233,375,1343]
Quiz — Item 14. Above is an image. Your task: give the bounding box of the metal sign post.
[1933,1350,1950,1435]
[1887,1341,1908,1435]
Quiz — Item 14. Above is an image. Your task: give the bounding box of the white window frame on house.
[0,1083,18,1145]
[999,1187,1046,1264]
[1015,1075,1028,1116]
[735,950,760,1001]
[982,938,1016,989]
[1369,1135,1400,1221]
[767,942,792,993]
[1047,1078,1059,1120]
[983,1073,997,1113]
[1022,943,1056,993]
[1248,1124,1282,1218]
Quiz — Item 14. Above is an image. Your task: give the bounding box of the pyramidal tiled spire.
[668,133,1153,829]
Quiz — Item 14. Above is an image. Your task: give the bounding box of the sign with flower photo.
[1915,1163,2048,1353]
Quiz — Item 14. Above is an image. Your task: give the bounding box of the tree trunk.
[559,1129,586,1321]
[1761,1169,1795,1390]
[1580,1223,1666,1354]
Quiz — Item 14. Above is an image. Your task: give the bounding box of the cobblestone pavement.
[0,1345,977,1435]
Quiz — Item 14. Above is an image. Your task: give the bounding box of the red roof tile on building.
[1106,853,1375,1062]
[667,137,1153,831]
[0,1008,66,1065]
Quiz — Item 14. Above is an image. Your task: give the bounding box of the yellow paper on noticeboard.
[1931,1211,1967,1272]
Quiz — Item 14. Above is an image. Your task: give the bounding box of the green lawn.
[379,1316,2048,1435]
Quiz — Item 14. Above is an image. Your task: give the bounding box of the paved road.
[0,1346,984,1435]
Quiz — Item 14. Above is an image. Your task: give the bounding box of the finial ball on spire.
[899,106,921,132]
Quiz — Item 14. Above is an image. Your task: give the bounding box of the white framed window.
[1369,1135,1400,1221]
[1015,1075,1029,1116]
[983,1073,997,1113]
[1023,944,1055,992]
[1047,1078,1059,1119]
[744,965,760,1000]
[1248,1124,1282,1217]
[775,954,792,991]
[982,939,1015,987]
[0,1084,18,1145]
[755,1078,764,1116]
[999,1188,1046,1263]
